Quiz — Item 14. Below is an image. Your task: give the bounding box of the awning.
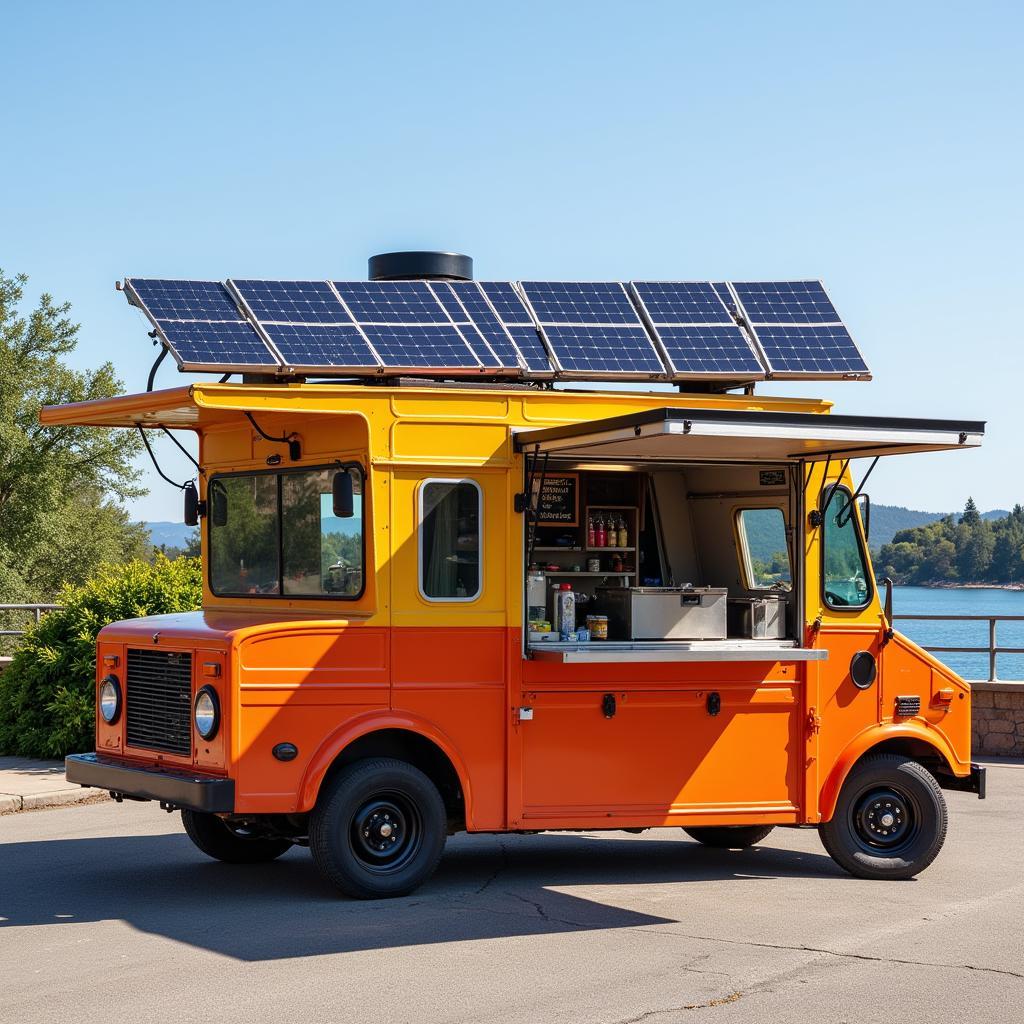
[513,408,984,463]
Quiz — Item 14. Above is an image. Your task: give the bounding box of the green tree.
[960,496,981,527]
[0,269,146,637]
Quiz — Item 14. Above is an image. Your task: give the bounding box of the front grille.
[126,649,193,756]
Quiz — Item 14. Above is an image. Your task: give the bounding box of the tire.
[181,810,293,864]
[310,757,447,899]
[683,825,775,849]
[820,754,947,880]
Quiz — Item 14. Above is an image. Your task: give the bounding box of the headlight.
[98,675,121,724]
[194,686,220,740]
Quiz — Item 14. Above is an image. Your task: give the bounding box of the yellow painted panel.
[391,421,510,464]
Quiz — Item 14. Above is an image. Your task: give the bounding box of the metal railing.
[0,603,62,638]
[893,613,1024,682]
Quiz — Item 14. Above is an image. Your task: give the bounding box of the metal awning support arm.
[837,455,880,526]
[159,426,202,474]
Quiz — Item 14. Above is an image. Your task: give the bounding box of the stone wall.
[972,682,1024,757]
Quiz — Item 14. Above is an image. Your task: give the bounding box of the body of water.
[892,585,1024,681]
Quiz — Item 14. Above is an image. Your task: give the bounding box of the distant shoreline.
[890,581,1024,592]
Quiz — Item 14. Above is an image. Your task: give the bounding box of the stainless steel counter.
[527,640,828,664]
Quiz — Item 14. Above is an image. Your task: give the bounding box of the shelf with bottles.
[584,504,638,554]
[541,570,633,578]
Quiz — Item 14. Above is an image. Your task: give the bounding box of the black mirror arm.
[882,576,895,645]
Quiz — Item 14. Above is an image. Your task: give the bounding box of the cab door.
[388,469,510,830]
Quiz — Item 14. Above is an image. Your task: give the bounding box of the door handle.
[602,693,617,718]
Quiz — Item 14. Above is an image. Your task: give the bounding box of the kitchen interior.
[525,463,799,661]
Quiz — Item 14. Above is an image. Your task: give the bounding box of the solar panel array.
[124,277,870,383]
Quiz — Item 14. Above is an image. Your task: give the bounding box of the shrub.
[0,556,202,758]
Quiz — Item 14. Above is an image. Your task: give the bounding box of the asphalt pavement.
[1,761,1021,1024]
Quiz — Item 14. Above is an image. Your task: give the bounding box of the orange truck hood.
[98,609,369,647]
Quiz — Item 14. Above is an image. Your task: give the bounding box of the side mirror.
[183,481,199,527]
[211,482,228,527]
[858,493,871,540]
[332,471,354,519]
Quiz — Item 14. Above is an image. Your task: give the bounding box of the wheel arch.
[819,724,961,821]
[299,712,471,830]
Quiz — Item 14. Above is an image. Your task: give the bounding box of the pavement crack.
[474,840,510,895]
[612,992,743,1022]
[643,929,1024,981]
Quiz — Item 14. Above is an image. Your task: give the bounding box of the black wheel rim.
[349,792,423,873]
[850,785,920,855]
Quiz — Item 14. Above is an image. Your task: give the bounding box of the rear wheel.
[683,825,775,849]
[181,810,293,864]
[310,757,447,899]
[820,754,947,880]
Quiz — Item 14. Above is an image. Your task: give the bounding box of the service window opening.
[525,462,800,650]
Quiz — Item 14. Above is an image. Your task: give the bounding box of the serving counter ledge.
[526,640,829,664]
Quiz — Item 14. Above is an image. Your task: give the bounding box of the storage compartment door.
[519,684,801,822]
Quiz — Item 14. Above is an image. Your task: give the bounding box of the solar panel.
[728,280,870,379]
[518,282,664,377]
[475,282,553,374]
[752,325,867,375]
[228,280,380,372]
[730,281,840,324]
[331,280,483,372]
[440,282,520,370]
[126,279,280,371]
[630,281,763,379]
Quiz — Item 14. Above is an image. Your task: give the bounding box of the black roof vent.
[368,251,473,282]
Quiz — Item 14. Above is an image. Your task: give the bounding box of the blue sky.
[3,2,1021,522]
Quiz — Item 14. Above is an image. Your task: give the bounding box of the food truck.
[52,252,986,899]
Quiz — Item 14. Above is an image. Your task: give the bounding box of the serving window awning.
[513,408,984,463]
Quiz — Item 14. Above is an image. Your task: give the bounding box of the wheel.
[819,754,947,880]
[683,825,775,849]
[309,757,447,899]
[181,810,293,864]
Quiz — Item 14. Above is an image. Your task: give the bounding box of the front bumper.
[937,761,987,799]
[66,753,235,813]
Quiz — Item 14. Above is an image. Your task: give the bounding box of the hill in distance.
[869,505,1008,549]
[142,505,1009,558]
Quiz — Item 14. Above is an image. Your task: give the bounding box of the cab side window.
[419,479,482,601]
[822,487,871,609]
[736,508,792,590]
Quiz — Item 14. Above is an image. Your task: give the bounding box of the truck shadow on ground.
[1,829,843,961]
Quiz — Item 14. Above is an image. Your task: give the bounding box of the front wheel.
[181,810,293,863]
[683,825,775,849]
[820,754,947,880]
[310,758,447,899]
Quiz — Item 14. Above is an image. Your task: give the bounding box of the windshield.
[822,486,871,609]
[209,465,364,598]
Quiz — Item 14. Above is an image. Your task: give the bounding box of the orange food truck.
[52,253,985,899]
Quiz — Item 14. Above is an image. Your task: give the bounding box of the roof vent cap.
[368,251,473,281]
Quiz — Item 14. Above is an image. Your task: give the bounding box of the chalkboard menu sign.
[533,472,579,526]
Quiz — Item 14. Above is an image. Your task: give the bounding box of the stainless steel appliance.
[727,595,787,639]
[596,586,728,641]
